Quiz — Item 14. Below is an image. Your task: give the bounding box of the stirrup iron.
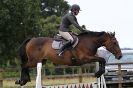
[58,51,64,56]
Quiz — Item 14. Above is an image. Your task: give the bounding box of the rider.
[58,4,85,56]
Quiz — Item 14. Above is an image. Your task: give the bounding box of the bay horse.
[15,31,122,86]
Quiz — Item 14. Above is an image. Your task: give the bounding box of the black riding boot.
[58,41,72,56]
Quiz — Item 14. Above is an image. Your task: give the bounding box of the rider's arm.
[68,15,84,32]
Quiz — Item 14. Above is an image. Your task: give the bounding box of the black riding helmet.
[70,4,81,11]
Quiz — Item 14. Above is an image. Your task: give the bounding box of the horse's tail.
[18,38,31,66]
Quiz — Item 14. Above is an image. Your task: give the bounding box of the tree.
[0,0,42,67]
[41,0,69,17]
[39,15,61,37]
[0,0,70,67]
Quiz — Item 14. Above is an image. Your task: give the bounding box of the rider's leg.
[59,31,74,42]
[58,31,74,56]
[58,40,71,56]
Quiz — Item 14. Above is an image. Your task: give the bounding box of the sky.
[65,0,133,48]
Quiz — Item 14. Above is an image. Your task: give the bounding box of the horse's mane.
[78,31,106,37]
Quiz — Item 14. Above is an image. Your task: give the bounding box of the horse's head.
[104,32,122,60]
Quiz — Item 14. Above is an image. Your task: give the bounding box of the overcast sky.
[65,0,133,48]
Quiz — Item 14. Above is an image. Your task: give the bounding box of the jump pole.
[35,62,42,88]
[35,62,107,88]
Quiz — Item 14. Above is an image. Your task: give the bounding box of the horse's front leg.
[78,56,106,78]
[93,57,106,78]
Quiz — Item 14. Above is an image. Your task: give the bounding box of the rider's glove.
[81,25,86,32]
[81,25,86,29]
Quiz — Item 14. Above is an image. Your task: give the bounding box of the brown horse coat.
[16,31,122,86]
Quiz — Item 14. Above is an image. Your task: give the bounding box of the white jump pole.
[96,62,100,88]
[35,62,42,88]
[101,74,107,88]
[100,75,103,88]
[97,77,100,88]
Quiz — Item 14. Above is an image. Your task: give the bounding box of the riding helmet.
[70,4,81,11]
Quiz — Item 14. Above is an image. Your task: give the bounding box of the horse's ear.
[109,32,115,38]
[112,32,115,36]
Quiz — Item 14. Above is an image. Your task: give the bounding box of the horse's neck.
[77,37,96,54]
[78,35,105,53]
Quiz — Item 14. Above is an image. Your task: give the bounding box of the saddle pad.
[52,34,79,50]
[52,40,63,49]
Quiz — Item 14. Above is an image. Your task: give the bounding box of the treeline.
[0,0,70,68]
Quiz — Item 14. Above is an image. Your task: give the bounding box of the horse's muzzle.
[117,55,122,60]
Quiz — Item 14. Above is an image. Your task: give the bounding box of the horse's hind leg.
[15,57,39,86]
[15,56,31,86]
[16,59,40,86]
[15,65,31,86]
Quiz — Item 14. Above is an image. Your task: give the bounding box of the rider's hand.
[81,25,86,29]
[81,25,87,32]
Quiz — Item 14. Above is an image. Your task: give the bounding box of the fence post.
[118,63,122,88]
[0,69,3,88]
[79,67,82,83]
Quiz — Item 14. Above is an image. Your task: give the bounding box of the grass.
[3,79,36,88]
[3,76,96,88]
[43,76,96,85]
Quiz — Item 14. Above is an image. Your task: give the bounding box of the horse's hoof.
[15,80,28,86]
[15,80,21,84]
[95,68,105,78]
[20,80,28,86]
[95,72,101,78]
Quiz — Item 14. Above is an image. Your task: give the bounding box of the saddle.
[52,33,79,50]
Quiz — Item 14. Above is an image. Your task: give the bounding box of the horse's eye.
[114,42,117,45]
